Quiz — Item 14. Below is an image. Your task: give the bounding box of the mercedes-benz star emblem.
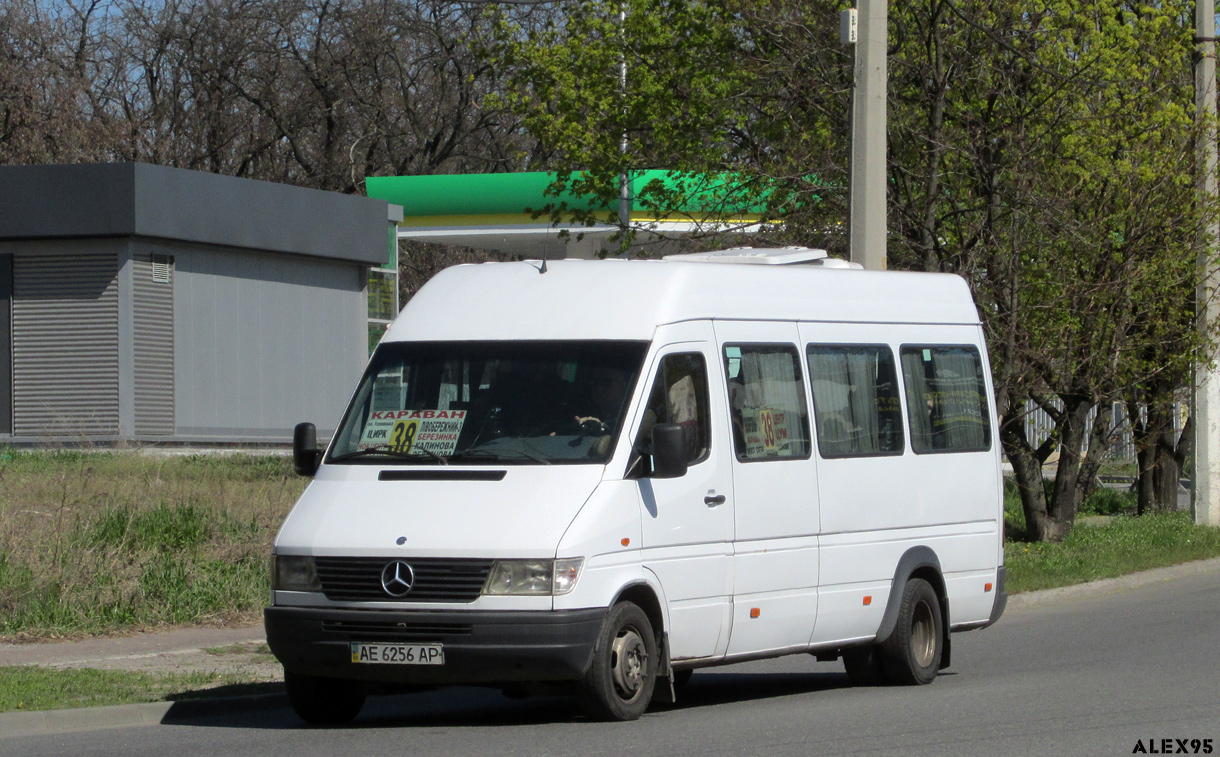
[380,560,415,598]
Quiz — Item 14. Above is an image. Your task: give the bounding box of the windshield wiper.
[330,445,449,465]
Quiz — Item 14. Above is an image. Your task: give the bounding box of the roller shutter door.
[11,252,119,436]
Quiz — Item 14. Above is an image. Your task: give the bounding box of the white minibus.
[265,248,1006,724]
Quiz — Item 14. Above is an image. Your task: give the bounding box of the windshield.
[328,341,649,465]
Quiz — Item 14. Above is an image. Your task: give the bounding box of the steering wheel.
[579,418,607,435]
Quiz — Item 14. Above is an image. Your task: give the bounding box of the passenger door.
[713,321,821,657]
[631,321,734,661]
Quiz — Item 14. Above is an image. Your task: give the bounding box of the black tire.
[578,602,658,721]
[842,645,888,686]
[284,671,366,726]
[879,578,943,685]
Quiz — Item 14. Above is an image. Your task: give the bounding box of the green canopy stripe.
[366,171,769,219]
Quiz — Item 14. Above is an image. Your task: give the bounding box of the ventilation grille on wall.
[151,254,172,283]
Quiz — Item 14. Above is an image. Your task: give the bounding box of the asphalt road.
[5,568,1218,757]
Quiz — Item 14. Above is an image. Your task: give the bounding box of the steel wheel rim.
[610,626,648,701]
[911,599,936,668]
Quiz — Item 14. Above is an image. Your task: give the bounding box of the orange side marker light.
[621,537,630,547]
[863,596,872,606]
[985,582,993,592]
[750,608,761,618]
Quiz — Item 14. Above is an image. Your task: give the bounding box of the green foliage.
[0,517,269,637]
[0,452,301,639]
[883,0,1215,539]
[484,0,846,252]
[1003,478,1025,529]
[90,505,212,552]
[1005,511,1220,593]
[169,454,295,482]
[1004,478,1137,533]
[1080,487,1137,517]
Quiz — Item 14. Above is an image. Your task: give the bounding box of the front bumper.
[264,605,606,685]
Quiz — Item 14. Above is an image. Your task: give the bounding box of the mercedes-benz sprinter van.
[265,248,1006,724]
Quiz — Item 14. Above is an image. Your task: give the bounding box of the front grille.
[320,618,473,642]
[313,557,494,602]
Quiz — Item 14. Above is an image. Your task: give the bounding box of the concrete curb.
[1006,556,1220,611]
[0,628,269,669]
[3,557,1219,739]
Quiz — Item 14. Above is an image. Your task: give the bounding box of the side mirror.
[293,422,321,477]
[651,423,688,479]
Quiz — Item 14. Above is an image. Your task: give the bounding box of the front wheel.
[578,602,658,721]
[284,671,366,726]
[879,578,943,685]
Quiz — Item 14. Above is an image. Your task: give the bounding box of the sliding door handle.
[704,494,727,506]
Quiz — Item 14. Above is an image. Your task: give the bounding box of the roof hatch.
[663,247,860,268]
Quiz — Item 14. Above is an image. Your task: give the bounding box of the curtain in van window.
[900,346,990,453]
[730,346,810,459]
[807,346,902,457]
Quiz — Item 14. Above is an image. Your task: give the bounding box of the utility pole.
[618,4,631,244]
[847,0,887,271]
[1195,0,1220,526]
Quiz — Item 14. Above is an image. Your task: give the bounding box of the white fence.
[1021,399,1189,463]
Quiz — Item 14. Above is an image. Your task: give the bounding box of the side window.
[807,344,904,458]
[723,344,811,461]
[899,345,992,453]
[634,353,710,465]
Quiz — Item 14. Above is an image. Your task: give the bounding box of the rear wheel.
[284,671,366,726]
[578,602,658,721]
[879,578,943,685]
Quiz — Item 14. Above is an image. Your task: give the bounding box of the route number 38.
[390,420,418,453]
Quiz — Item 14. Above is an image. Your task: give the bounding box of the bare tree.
[2,0,544,191]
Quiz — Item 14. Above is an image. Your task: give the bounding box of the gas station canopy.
[365,171,768,258]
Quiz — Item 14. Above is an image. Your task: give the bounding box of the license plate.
[349,642,444,665]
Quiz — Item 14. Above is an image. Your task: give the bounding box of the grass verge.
[0,450,305,640]
[1005,510,1220,593]
[1002,478,1220,593]
[0,666,283,714]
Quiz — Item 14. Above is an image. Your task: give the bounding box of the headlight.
[483,558,584,596]
[273,555,322,592]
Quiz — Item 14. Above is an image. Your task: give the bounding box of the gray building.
[0,163,396,444]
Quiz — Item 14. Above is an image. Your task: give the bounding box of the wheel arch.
[612,581,666,638]
[874,546,951,668]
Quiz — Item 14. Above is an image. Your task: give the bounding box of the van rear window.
[899,345,991,454]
